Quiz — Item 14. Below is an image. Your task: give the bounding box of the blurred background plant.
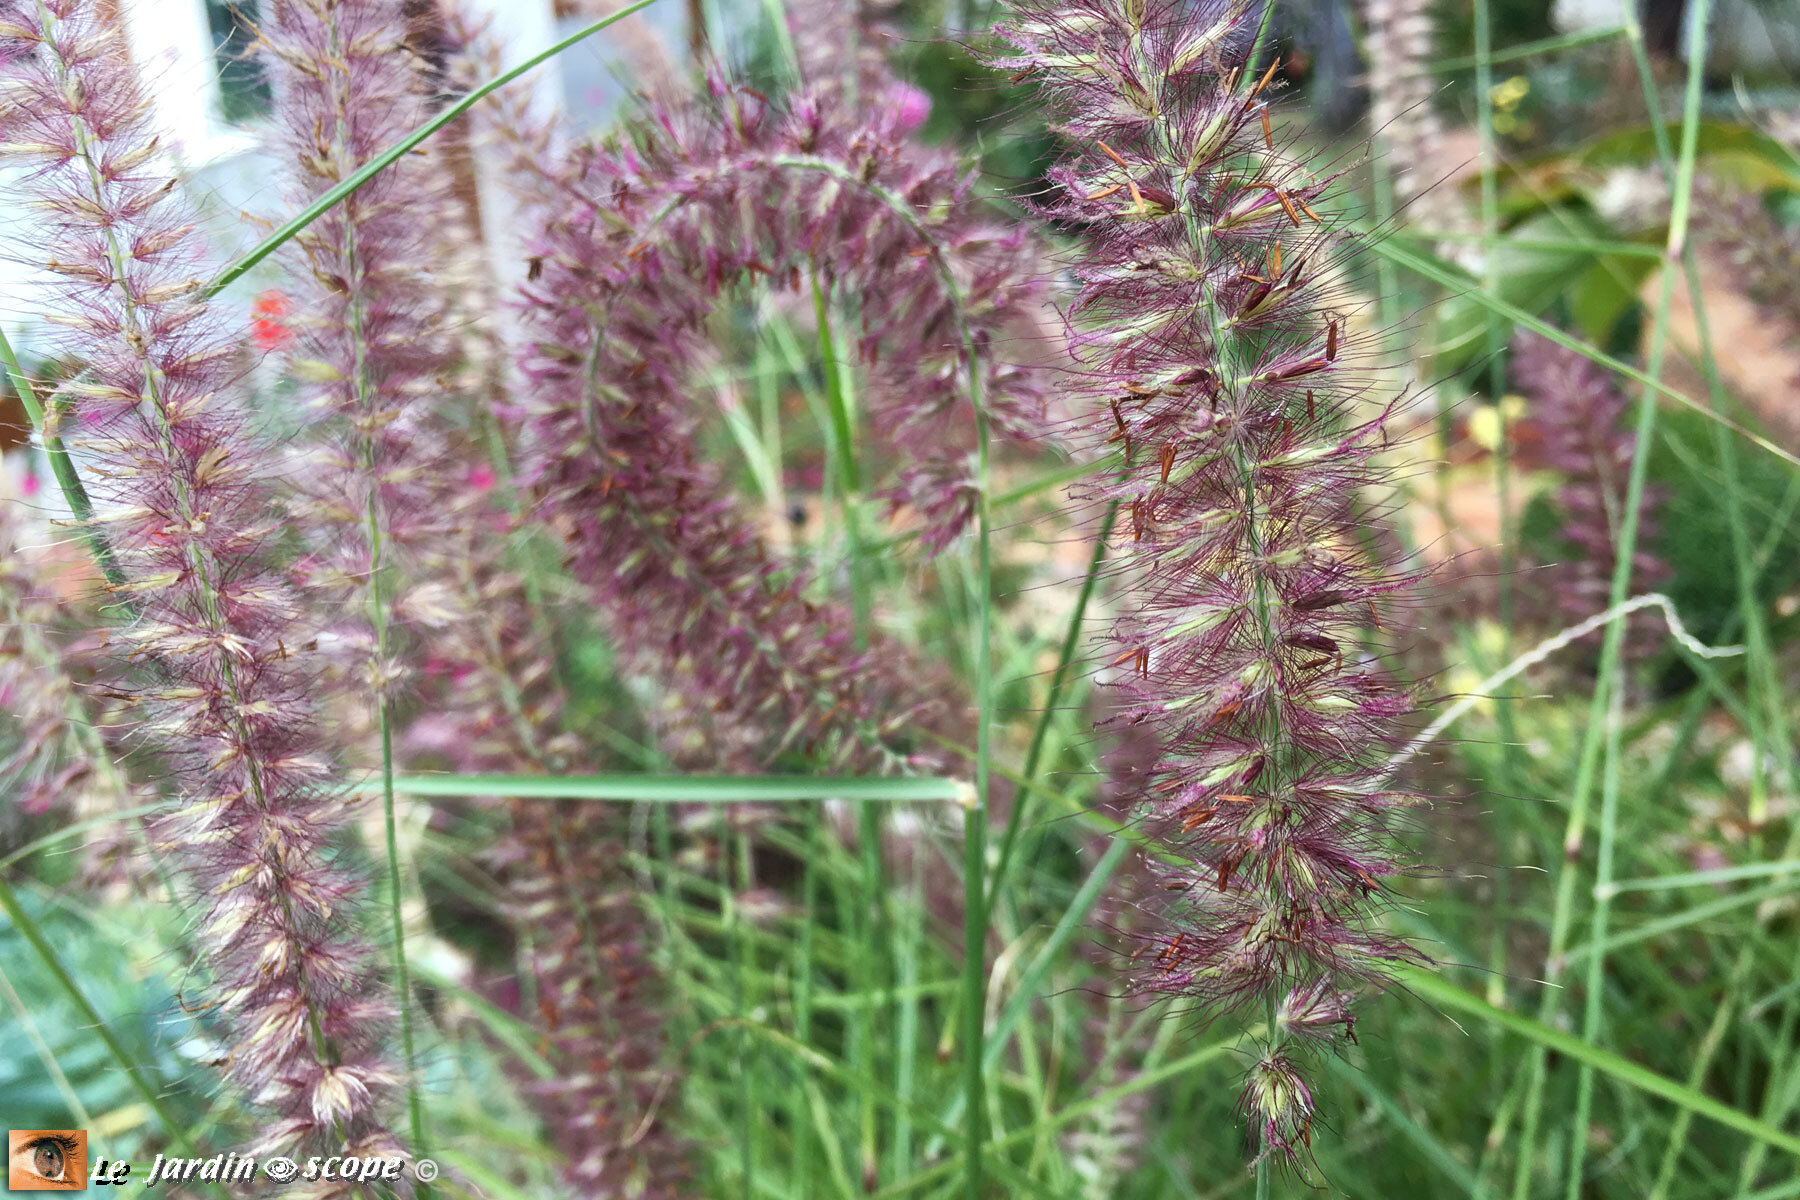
[1,0,1799,1195]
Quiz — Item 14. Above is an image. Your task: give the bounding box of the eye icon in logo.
[261,1156,300,1185]
[7,1129,87,1191]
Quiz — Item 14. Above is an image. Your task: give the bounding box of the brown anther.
[1088,183,1124,201]
[1270,242,1282,277]
[1112,647,1143,668]
[1293,589,1348,612]
[1306,389,1315,421]
[1126,178,1148,214]
[1096,140,1131,169]
[1137,183,1178,210]
[1300,200,1324,222]
[1137,646,1151,678]
[1263,355,1328,382]
[1208,699,1242,725]
[1180,803,1216,832]
[1159,441,1175,484]
[1216,851,1243,892]
[1276,190,1302,226]
[1260,106,1273,150]
[1218,793,1256,804]
[1252,57,1281,97]
[1325,318,1339,361]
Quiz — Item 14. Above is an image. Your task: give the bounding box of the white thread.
[1382,593,1743,782]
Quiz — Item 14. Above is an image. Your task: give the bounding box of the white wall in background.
[118,0,258,165]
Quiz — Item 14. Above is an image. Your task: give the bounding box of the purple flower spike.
[0,0,403,1170]
[518,75,1046,767]
[261,0,464,697]
[1509,330,1668,648]
[989,0,1429,1166]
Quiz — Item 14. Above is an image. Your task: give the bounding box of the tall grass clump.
[7,0,1800,1191]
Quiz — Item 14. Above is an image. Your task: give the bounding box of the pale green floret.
[1283,849,1319,891]
[1260,442,1337,469]
[1027,51,1105,74]
[1167,11,1242,75]
[1166,600,1243,641]
[1203,194,1290,234]
[1014,13,1108,40]
[1163,449,1227,490]
[1184,113,1234,172]
[1103,305,1185,344]
[1199,756,1259,787]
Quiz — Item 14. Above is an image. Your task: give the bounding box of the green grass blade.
[0,325,127,588]
[391,773,966,801]
[0,802,171,871]
[1404,968,1800,1157]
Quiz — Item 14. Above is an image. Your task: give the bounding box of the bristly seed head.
[988,0,1429,1167]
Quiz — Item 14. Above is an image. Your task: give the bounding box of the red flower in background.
[250,289,293,351]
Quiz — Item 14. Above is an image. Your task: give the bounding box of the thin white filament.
[1382,592,1743,782]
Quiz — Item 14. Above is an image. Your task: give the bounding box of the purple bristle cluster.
[990,0,1428,1164]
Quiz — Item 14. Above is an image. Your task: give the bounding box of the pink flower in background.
[892,82,931,133]
[467,464,498,493]
[20,470,40,498]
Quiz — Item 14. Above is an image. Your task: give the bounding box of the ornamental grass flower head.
[259,0,468,706]
[517,63,1049,771]
[989,0,1429,1166]
[0,0,403,1169]
[1508,330,1668,650]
